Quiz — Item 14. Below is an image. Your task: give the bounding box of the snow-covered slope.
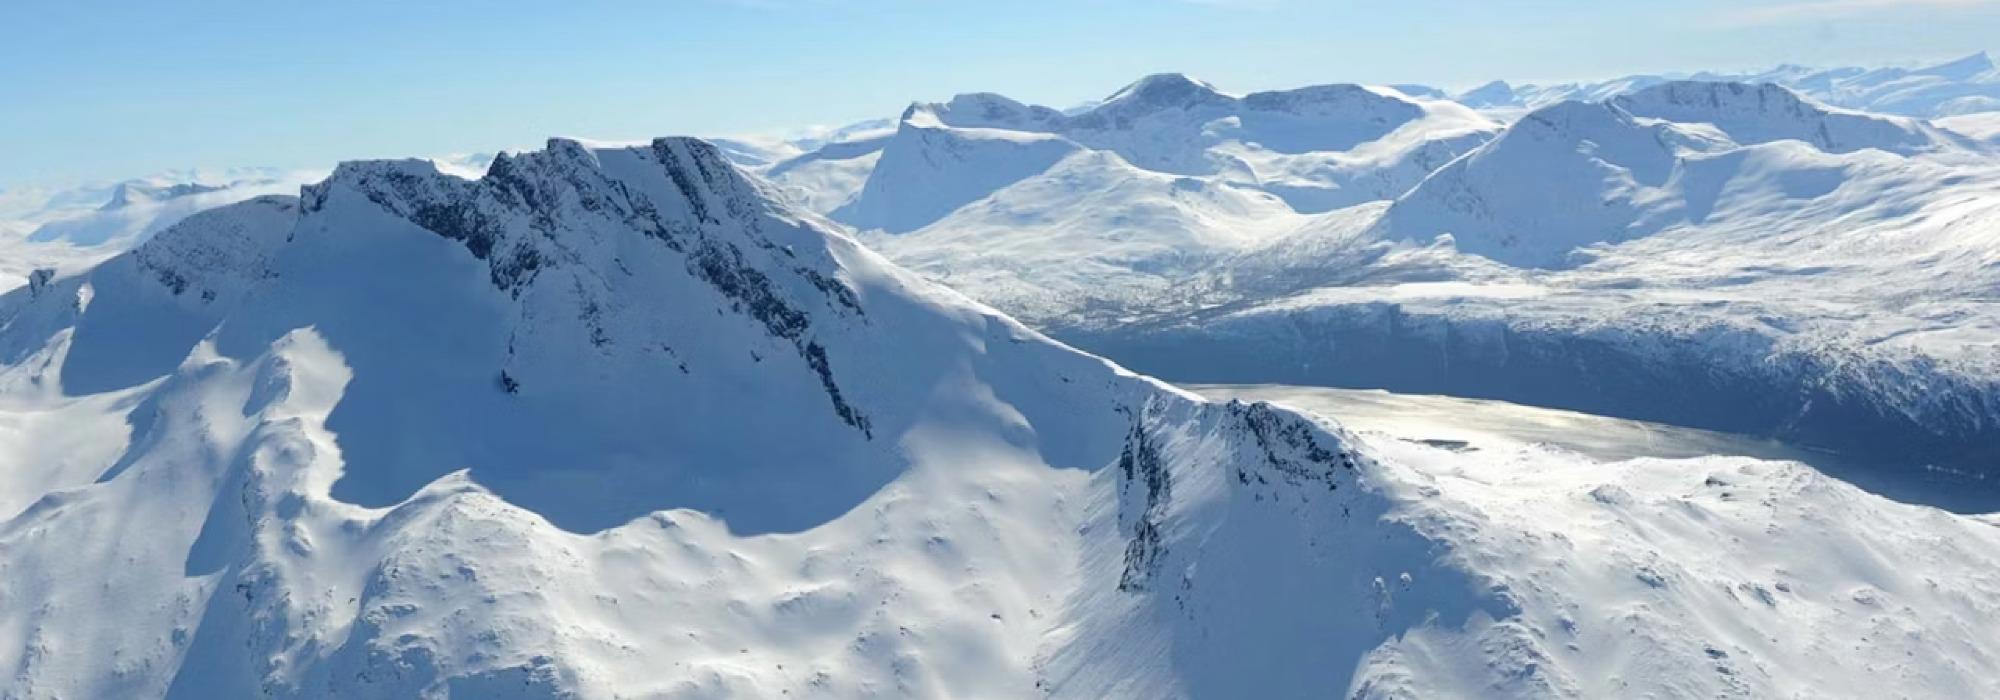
[1940,110,2000,144]
[831,107,1083,233]
[6,135,2000,698]
[865,149,1306,325]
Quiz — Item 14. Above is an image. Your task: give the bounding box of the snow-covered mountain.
[769,74,1498,328]
[1454,51,2000,119]
[1378,81,1976,268]
[8,134,1998,699]
[767,76,2000,488]
[837,74,1497,225]
[1064,84,2000,479]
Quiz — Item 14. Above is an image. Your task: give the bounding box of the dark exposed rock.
[25,268,54,298]
[1116,409,1169,592]
[320,138,876,438]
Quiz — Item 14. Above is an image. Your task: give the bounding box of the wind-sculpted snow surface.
[5,135,2000,699]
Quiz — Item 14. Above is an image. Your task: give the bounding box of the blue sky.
[2,0,1996,186]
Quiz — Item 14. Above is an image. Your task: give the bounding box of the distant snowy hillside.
[1064,87,2000,478]
[26,171,315,248]
[865,149,1306,323]
[833,107,1083,233]
[1453,51,2000,119]
[841,74,1497,224]
[794,73,1498,326]
[825,79,2000,483]
[0,169,321,297]
[1378,82,1976,268]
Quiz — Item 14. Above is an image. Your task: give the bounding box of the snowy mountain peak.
[1613,80,1832,123]
[1612,81,1964,155]
[1239,83,1421,119]
[1082,72,1233,125]
[902,92,1068,132]
[306,136,770,276]
[1457,79,1518,107]
[1508,97,1700,151]
[1104,72,1226,104]
[1917,50,1995,80]
[834,112,1082,232]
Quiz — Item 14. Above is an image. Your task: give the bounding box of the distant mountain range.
[1447,51,2000,118]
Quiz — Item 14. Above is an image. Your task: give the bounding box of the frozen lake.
[1190,384,2000,515]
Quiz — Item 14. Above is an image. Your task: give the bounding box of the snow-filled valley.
[3,52,2000,699]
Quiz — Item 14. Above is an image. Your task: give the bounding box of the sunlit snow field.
[1192,383,2000,514]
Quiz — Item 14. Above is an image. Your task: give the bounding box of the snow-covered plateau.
[4,54,2000,699]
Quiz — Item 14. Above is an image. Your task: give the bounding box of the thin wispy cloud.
[1715,0,2000,27]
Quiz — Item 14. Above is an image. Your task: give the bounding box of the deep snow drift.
[6,136,1998,699]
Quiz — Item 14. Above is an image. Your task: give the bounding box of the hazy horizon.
[5,0,1998,186]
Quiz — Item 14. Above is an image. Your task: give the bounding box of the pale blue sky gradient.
[3,0,1996,186]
